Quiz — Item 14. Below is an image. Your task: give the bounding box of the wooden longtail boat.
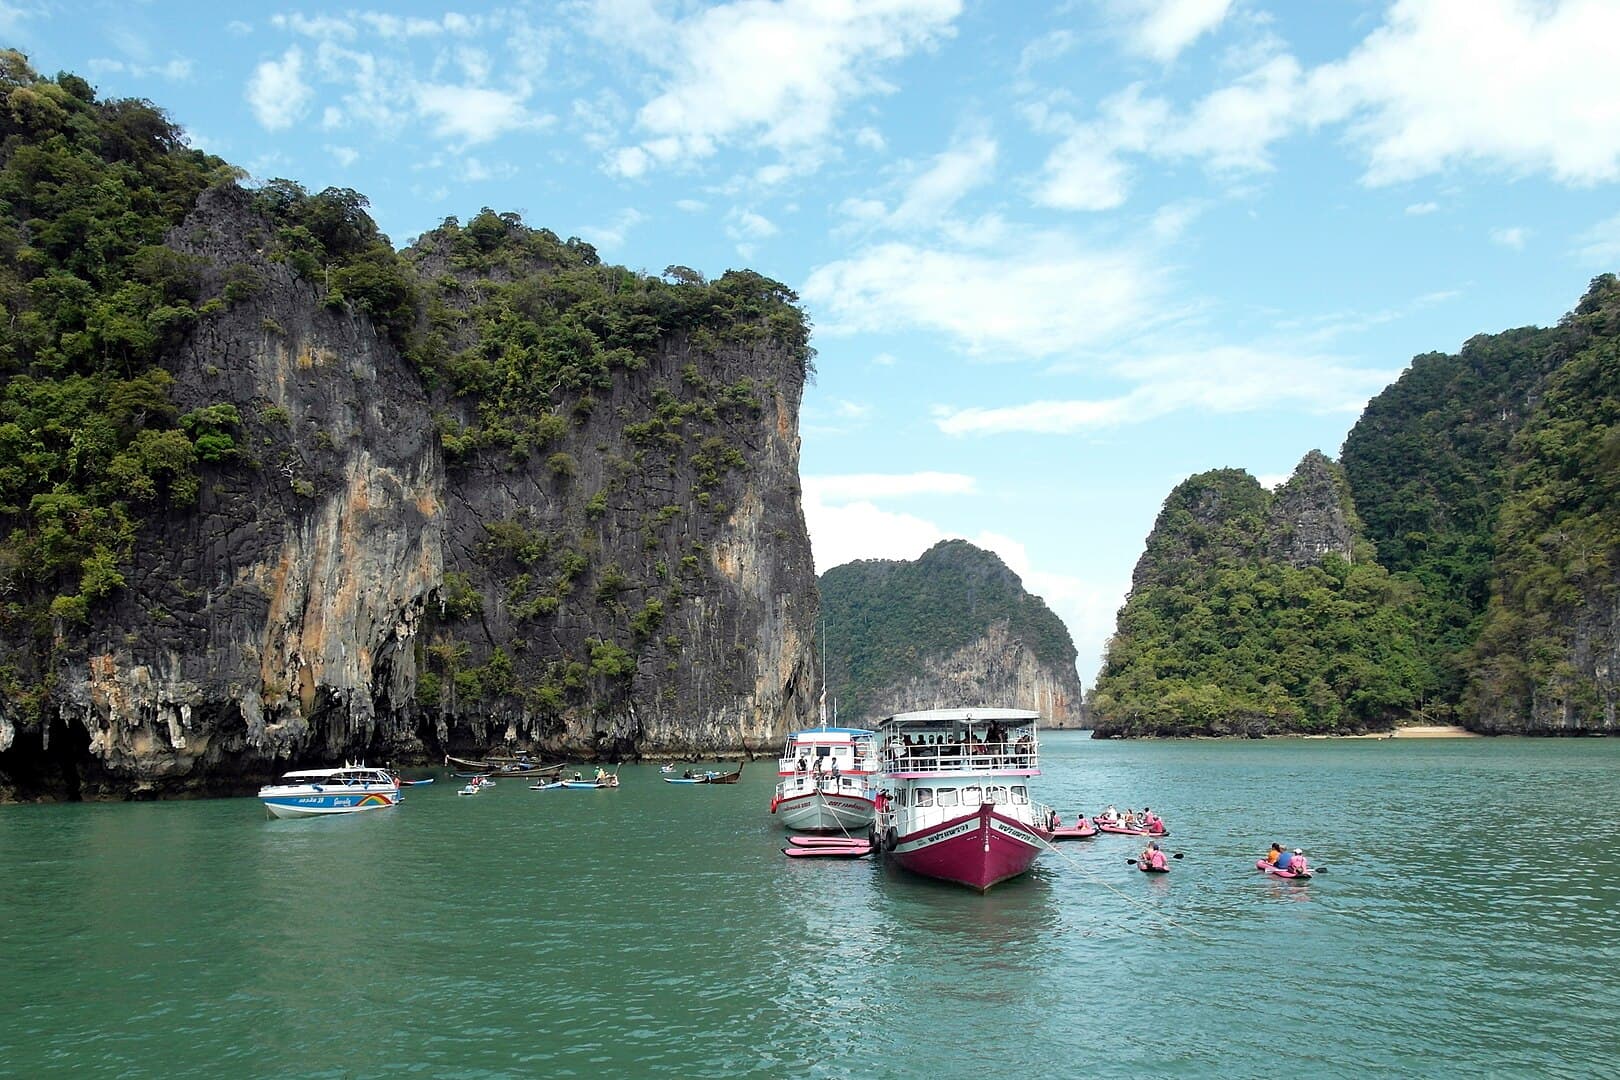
[443,753,564,777]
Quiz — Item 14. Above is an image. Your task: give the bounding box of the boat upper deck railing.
[881,737,1040,775]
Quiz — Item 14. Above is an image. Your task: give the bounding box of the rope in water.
[1033,827,1209,940]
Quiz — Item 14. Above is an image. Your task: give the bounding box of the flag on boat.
[818,687,827,724]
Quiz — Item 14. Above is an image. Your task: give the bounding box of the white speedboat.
[258,764,401,819]
[770,727,880,832]
[871,708,1053,891]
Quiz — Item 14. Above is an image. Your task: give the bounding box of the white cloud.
[88,57,195,81]
[359,12,484,39]
[887,133,997,227]
[1573,212,1620,265]
[1036,0,1620,209]
[934,346,1395,435]
[270,13,357,41]
[593,0,962,175]
[326,144,359,167]
[802,234,1166,358]
[1317,0,1620,186]
[1113,0,1236,62]
[414,84,542,145]
[246,47,313,131]
[1405,201,1438,215]
[835,400,873,420]
[726,208,779,246]
[1490,225,1529,250]
[675,198,706,213]
[855,126,887,151]
[1150,198,1207,239]
[577,208,646,252]
[872,351,898,366]
[807,472,979,503]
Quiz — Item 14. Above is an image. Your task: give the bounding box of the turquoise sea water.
[2,733,1618,1078]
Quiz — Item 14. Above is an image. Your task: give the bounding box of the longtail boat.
[443,753,564,777]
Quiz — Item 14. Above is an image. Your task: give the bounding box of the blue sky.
[8,0,1620,681]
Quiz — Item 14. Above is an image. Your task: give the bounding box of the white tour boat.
[258,763,401,819]
[770,726,880,832]
[871,708,1054,891]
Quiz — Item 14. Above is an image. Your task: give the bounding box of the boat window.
[989,785,1009,804]
[961,786,982,805]
[935,788,960,807]
[1010,785,1029,804]
[897,789,908,807]
[915,788,935,807]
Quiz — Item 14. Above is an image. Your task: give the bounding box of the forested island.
[1091,275,1620,737]
[819,540,1084,727]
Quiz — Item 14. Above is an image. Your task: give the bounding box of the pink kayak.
[1051,822,1098,840]
[783,843,871,859]
[1137,862,1170,874]
[789,836,871,847]
[1256,859,1311,879]
[1096,823,1168,837]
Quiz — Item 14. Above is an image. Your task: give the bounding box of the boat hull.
[261,790,399,818]
[773,788,876,832]
[1256,859,1311,879]
[888,803,1048,892]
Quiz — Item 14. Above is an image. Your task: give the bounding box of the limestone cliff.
[0,139,818,798]
[819,540,1085,729]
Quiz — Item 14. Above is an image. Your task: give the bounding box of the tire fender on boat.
[883,826,898,853]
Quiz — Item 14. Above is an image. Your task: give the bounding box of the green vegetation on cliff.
[1091,462,1429,736]
[1470,275,1620,727]
[820,539,1077,723]
[1341,318,1566,718]
[0,55,237,664]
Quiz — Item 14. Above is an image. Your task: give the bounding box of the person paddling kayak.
[1139,841,1169,872]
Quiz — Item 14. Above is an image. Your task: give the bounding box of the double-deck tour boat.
[770,726,880,832]
[258,763,401,819]
[871,708,1054,891]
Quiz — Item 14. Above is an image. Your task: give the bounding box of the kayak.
[1051,823,1098,840]
[399,778,435,786]
[783,843,871,859]
[1095,822,1172,841]
[1256,859,1312,879]
[1137,863,1170,874]
[790,836,871,847]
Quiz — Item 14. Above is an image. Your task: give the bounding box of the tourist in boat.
[1288,848,1308,874]
[1101,804,1119,824]
[795,756,808,775]
[1274,846,1295,871]
[1141,842,1168,871]
[1265,843,1282,865]
[830,759,841,782]
[594,766,607,782]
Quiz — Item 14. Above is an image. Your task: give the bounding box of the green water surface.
[2,734,1618,1078]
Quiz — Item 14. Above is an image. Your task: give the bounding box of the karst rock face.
[0,187,819,801]
[818,540,1086,730]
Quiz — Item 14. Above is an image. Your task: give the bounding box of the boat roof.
[787,726,873,739]
[277,766,390,779]
[882,708,1040,725]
